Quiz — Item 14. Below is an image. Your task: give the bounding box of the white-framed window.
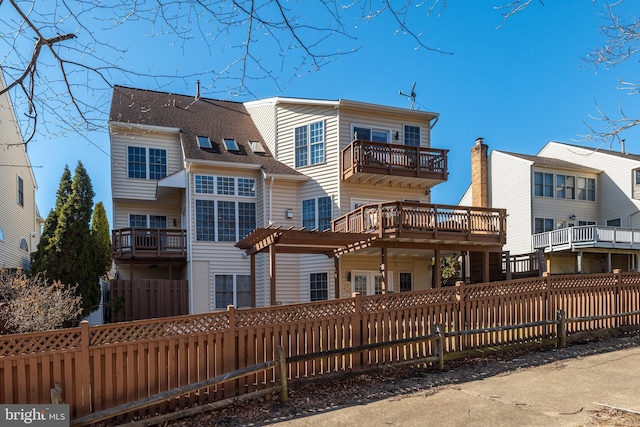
[195,175,215,194]
[350,198,386,210]
[197,135,213,149]
[17,176,24,207]
[223,138,240,151]
[127,146,167,180]
[633,169,640,199]
[310,272,329,301]
[352,270,393,295]
[195,200,256,241]
[399,272,412,292]
[352,125,390,143]
[556,175,575,199]
[578,220,596,226]
[577,177,596,201]
[194,175,255,197]
[302,196,332,231]
[295,121,325,167]
[606,218,622,227]
[403,125,420,147]
[534,172,554,197]
[129,214,167,229]
[212,274,251,309]
[534,217,555,234]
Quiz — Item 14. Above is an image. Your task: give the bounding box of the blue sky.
[22,1,640,225]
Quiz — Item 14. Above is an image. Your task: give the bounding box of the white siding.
[113,199,183,230]
[540,142,640,227]
[489,152,534,254]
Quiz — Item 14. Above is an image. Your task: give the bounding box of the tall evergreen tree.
[31,165,72,273]
[91,202,112,279]
[31,162,100,314]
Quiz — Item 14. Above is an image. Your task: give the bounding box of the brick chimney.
[471,137,488,207]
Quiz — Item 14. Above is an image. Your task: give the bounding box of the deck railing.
[332,201,506,243]
[341,140,448,181]
[111,228,187,259]
[532,225,640,251]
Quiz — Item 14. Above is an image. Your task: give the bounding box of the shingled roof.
[498,151,602,173]
[109,85,302,177]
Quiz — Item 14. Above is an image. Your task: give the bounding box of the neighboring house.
[0,71,41,270]
[110,86,506,315]
[461,139,640,274]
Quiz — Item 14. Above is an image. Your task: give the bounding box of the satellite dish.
[399,82,417,109]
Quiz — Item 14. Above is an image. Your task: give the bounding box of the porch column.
[434,249,441,288]
[607,252,612,273]
[483,251,490,283]
[334,256,340,299]
[504,250,512,281]
[250,254,256,307]
[270,244,277,305]
[380,247,388,293]
[577,251,583,274]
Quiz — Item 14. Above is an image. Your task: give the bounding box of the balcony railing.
[341,140,448,184]
[532,225,640,252]
[112,228,187,260]
[332,202,506,244]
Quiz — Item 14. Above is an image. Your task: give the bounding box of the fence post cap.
[542,272,550,277]
[613,269,622,274]
[352,292,360,297]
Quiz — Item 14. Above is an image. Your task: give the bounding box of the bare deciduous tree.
[0,0,451,144]
[0,269,82,333]
[1,0,637,146]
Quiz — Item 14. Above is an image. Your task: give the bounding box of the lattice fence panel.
[359,288,458,312]
[462,278,547,300]
[90,312,230,345]
[551,274,617,289]
[0,330,81,357]
[235,299,355,327]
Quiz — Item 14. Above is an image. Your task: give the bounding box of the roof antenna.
[399,81,417,109]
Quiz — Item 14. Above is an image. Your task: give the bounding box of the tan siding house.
[110,87,506,318]
[0,72,40,270]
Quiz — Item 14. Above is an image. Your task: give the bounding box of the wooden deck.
[112,228,187,261]
[341,140,448,188]
[532,225,640,252]
[332,202,507,245]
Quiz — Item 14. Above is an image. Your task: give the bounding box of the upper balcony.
[532,225,640,252]
[112,228,187,262]
[341,140,448,188]
[332,202,506,246]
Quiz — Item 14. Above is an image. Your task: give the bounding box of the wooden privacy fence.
[109,279,189,322]
[1,271,640,423]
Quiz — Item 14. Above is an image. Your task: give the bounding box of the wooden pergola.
[237,224,504,306]
[236,226,372,305]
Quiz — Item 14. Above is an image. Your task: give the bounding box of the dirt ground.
[111,333,640,427]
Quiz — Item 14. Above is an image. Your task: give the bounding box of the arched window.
[19,237,28,252]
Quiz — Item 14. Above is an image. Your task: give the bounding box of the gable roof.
[546,141,640,162]
[497,150,602,173]
[109,86,302,177]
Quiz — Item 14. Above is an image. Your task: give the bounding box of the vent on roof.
[197,135,212,149]
[249,141,266,154]
[223,138,240,151]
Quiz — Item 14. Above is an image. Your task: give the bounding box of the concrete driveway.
[271,346,640,427]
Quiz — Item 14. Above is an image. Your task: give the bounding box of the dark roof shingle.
[110,86,302,176]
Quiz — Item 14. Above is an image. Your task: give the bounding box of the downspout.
[269,176,274,225]
[187,161,194,314]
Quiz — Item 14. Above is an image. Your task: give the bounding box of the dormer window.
[223,138,239,151]
[249,141,266,154]
[197,135,212,149]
